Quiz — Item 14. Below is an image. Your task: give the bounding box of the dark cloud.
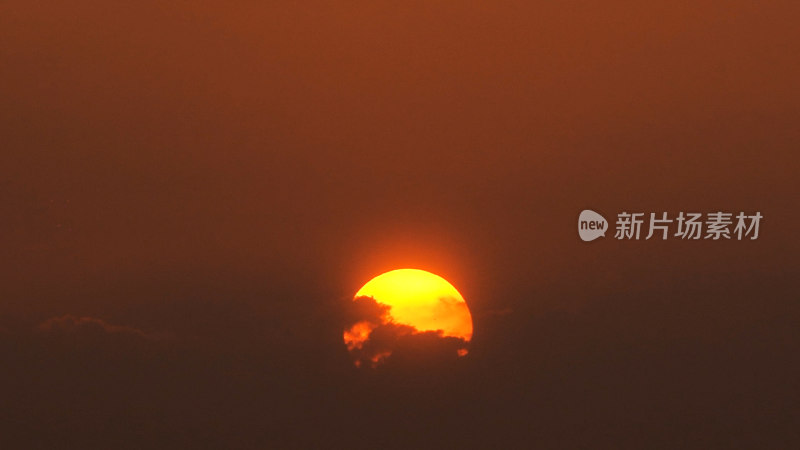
[381,331,470,369]
[0,282,795,449]
[35,315,155,340]
[344,296,469,368]
[344,295,390,327]
[347,321,415,368]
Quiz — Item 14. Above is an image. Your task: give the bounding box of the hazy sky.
[1,1,798,448]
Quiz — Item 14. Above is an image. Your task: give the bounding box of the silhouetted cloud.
[35,315,160,340]
[344,296,390,327]
[344,296,469,368]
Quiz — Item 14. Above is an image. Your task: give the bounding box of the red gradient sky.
[0,2,798,448]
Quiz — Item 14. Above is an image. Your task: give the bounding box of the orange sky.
[1,1,796,319]
[0,1,798,447]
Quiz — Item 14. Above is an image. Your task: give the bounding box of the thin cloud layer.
[35,315,158,340]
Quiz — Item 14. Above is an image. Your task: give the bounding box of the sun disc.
[344,268,473,367]
[355,268,473,340]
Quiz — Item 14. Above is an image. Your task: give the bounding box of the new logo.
[578,210,608,242]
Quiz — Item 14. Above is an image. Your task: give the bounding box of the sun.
[344,268,473,367]
[356,269,473,340]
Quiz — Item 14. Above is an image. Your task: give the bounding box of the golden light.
[344,268,473,367]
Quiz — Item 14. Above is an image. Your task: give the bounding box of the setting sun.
[344,269,473,367]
